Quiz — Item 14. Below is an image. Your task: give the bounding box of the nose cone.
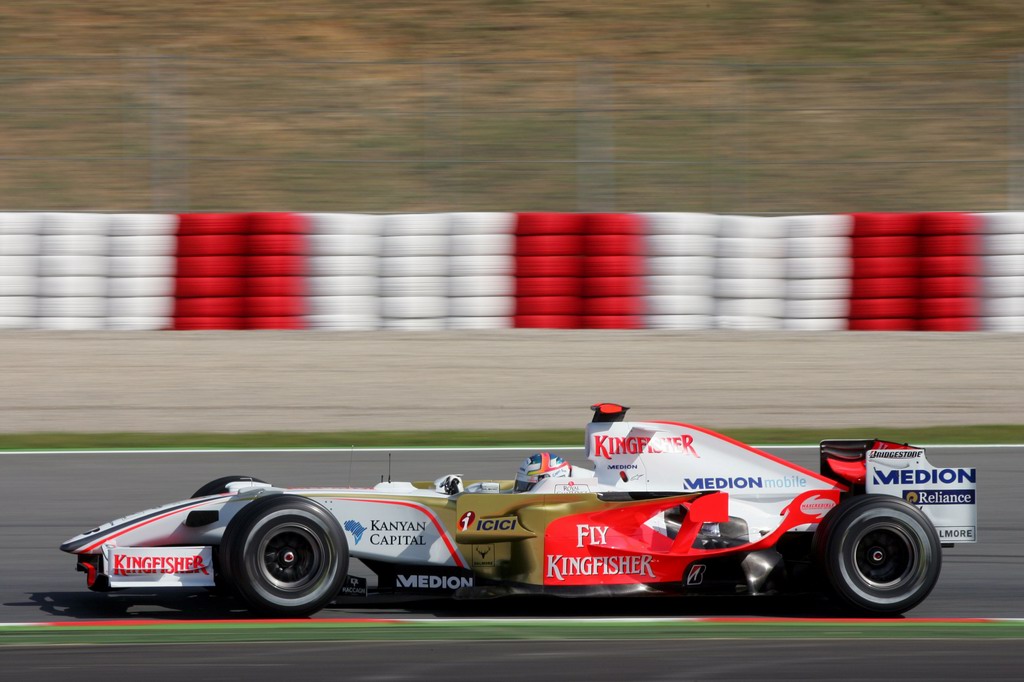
[60,528,100,553]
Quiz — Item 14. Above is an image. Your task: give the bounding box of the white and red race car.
[61,404,977,617]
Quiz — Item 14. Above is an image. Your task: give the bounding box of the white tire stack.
[380,214,450,330]
[976,212,1024,331]
[715,216,786,329]
[106,214,177,330]
[783,214,852,331]
[0,213,41,329]
[640,213,717,329]
[303,213,382,330]
[447,213,515,329]
[37,213,108,330]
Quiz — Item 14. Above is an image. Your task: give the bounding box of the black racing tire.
[219,495,348,617]
[813,494,941,615]
[191,475,268,498]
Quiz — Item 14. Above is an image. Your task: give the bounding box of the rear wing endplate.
[865,443,977,544]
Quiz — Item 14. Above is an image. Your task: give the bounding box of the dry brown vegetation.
[3,2,1024,212]
[5,2,1024,61]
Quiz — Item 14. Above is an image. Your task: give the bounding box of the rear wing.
[821,439,977,544]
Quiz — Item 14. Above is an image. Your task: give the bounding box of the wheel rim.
[852,522,919,589]
[257,523,326,592]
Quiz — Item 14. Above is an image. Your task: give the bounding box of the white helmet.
[515,452,572,492]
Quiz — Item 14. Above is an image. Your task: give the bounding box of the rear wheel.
[219,495,348,617]
[813,495,941,615]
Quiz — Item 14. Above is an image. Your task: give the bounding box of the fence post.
[736,61,749,215]
[418,60,455,212]
[147,55,189,212]
[1010,55,1024,210]
[172,55,190,212]
[148,55,164,212]
[576,60,616,212]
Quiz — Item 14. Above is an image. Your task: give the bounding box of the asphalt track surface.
[2,640,1022,681]
[2,445,1021,679]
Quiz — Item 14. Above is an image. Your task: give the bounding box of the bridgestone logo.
[545,554,654,581]
[396,575,474,590]
[112,554,209,576]
[868,450,924,459]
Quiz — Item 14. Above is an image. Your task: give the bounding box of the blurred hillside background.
[5,1,1024,214]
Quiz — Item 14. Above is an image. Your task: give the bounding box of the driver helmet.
[515,452,572,492]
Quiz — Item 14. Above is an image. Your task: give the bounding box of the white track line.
[0,444,1020,456]
[0,446,581,455]
[2,617,1022,627]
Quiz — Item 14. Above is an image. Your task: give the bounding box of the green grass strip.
[2,619,1024,646]
[1,424,1023,451]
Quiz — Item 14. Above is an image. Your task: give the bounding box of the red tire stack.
[245,213,308,329]
[916,212,981,331]
[848,213,920,331]
[581,214,646,329]
[514,213,585,328]
[173,214,248,330]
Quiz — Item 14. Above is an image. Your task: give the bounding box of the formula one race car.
[61,404,977,617]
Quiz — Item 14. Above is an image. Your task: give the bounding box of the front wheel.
[219,495,348,617]
[813,495,941,615]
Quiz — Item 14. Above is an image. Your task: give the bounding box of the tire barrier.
[173,213,248,330]
[0,211,1019,332]
[381,214,450,330]
[583,213,646,329]
[0,213,40,329]
[107,214,176,330]
[304,212,382,331]
[849,213,920,331]
[715,215,786,329]
[917,212,981,332]
[783,214,852,331]
[38,213,109,330]
[640,212,717,329]
[448,213,515,330]
[847,212,985,331]
[173,213,311,330]
[245,212,308,330]
[514,213,585,328]
[976,212,1024,332]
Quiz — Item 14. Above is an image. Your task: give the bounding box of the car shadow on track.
[337,594,854,619]
[10,590,860,622]
[14,590,251,621]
